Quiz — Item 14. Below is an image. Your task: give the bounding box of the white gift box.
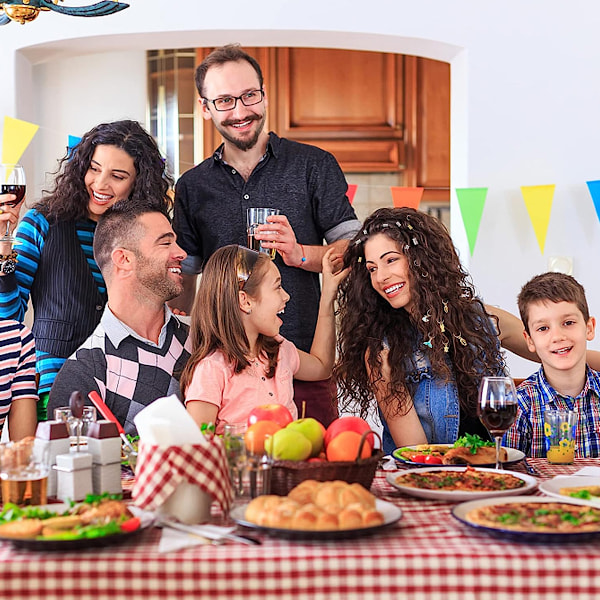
[91,461,122,495]
[54,452,93,502]
[86,437,122,466]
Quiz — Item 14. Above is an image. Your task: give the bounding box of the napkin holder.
[132,440,233,525]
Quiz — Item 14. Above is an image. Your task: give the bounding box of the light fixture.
[0,1,129,25]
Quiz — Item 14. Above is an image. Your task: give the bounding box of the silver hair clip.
[422,310,431,323]
[362,229,368,235]
[403,244,410,252]
[420,270,429,278]
[395,221,402,228]
[412,236,419,246]
[353,238,363,246]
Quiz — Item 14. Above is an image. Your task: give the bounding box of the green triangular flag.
[456,187,488,255]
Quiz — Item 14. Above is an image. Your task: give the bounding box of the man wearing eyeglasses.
[172,44,361,427]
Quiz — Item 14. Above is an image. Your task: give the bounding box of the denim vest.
[381,347,460,455]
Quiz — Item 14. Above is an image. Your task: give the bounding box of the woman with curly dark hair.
[334,207,507,455]
[0,120,173,419]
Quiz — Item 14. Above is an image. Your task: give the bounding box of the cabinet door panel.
[277,48,404,138]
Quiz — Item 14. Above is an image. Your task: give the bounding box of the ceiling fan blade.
[39,1,129,17]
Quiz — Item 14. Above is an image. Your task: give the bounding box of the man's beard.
[217,112,266,151]
[134,253,183,303]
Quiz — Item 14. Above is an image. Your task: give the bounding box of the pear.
[265,428,312,461]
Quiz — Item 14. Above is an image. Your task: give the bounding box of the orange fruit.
[244,420,281,454]
[325,431,372,462]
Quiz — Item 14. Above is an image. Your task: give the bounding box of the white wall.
[2,0,600,376]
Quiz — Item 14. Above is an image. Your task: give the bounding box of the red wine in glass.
[477,376,518,469]
[0,164,26,244]
[0,184,26,207]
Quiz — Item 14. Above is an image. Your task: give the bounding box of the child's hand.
[321,247,349,301]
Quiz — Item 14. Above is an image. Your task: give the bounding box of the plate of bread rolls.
[231,479,402,539]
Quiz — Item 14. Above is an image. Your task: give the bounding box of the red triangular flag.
[390,187,424,210]
[346,184,358,205]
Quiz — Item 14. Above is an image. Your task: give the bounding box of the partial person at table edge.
[0,319,38,440]
[170,43,361,428]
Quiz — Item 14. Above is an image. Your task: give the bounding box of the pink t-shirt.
[185,338,300,434]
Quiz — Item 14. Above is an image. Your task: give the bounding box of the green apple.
[264,428,312,461]
[286,418,325,457]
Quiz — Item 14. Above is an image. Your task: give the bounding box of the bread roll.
[244,479,384,530]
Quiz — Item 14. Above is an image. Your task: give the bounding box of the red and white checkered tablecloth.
[1,458,600,600]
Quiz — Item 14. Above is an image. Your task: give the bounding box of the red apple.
[247,404,294,428]
[324,416,374,449]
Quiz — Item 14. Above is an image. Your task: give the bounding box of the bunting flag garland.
[586,180,600,223]
[456,187,488,255]
[390,186,424,210]
[67,135,82,158]
[521,184,555,254]
[346,183,358,205]
[2,116,39,165]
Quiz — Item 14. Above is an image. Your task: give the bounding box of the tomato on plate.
[423,455,443,465]
[411,454,429,463]
[120,516,141,533]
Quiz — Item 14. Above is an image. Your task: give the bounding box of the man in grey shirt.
[172,44,361,426]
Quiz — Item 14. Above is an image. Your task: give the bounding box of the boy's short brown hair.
[518,272,590,334]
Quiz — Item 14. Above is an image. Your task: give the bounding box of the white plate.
[539,476,600,507]
[231,498,402,540]
[452,495,600,542]
[392,444,525,467]
[386,466,537,501]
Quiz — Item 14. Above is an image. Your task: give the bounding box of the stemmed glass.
[477,376,518,469]
[0,164,26,244]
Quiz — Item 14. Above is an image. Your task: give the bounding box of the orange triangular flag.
[390,187,424,210]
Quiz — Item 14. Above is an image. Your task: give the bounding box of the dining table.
[1,457,600,600]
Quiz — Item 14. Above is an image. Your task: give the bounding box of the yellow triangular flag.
[521,184,555,254]
[2,116,39,165]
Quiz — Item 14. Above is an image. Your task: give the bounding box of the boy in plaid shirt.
[504,272,600,457]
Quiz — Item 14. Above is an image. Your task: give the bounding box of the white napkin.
[158,527,212,553]
[572,466,600,477]
[134,394,207,447]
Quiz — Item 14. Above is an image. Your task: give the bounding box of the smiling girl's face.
[364,233,413,311]
[243,260,290,340]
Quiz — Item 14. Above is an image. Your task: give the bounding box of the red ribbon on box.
[132,441,233,514]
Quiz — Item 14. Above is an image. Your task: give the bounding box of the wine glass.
[0,163,26,244]
[477,376,518,469]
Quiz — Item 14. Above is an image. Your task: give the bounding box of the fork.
[522,456,543,477]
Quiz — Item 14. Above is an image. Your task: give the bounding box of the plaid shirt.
[503,366,600,457]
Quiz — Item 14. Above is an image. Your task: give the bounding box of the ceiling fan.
[0,1,129,25]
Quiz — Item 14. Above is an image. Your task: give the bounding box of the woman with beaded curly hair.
[334,207,508,454]
[0,119,173,420]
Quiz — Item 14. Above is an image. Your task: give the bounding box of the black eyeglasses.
[203,89,265,112]
[237,246,261,290]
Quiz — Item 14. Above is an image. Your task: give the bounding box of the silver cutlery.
[522,457,543,477]
[160,520,262,545]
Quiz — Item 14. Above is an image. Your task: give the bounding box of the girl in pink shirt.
[181,245,346,434]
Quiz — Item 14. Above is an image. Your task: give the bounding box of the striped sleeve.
[11,323,38,402]
[0,209,48,321]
